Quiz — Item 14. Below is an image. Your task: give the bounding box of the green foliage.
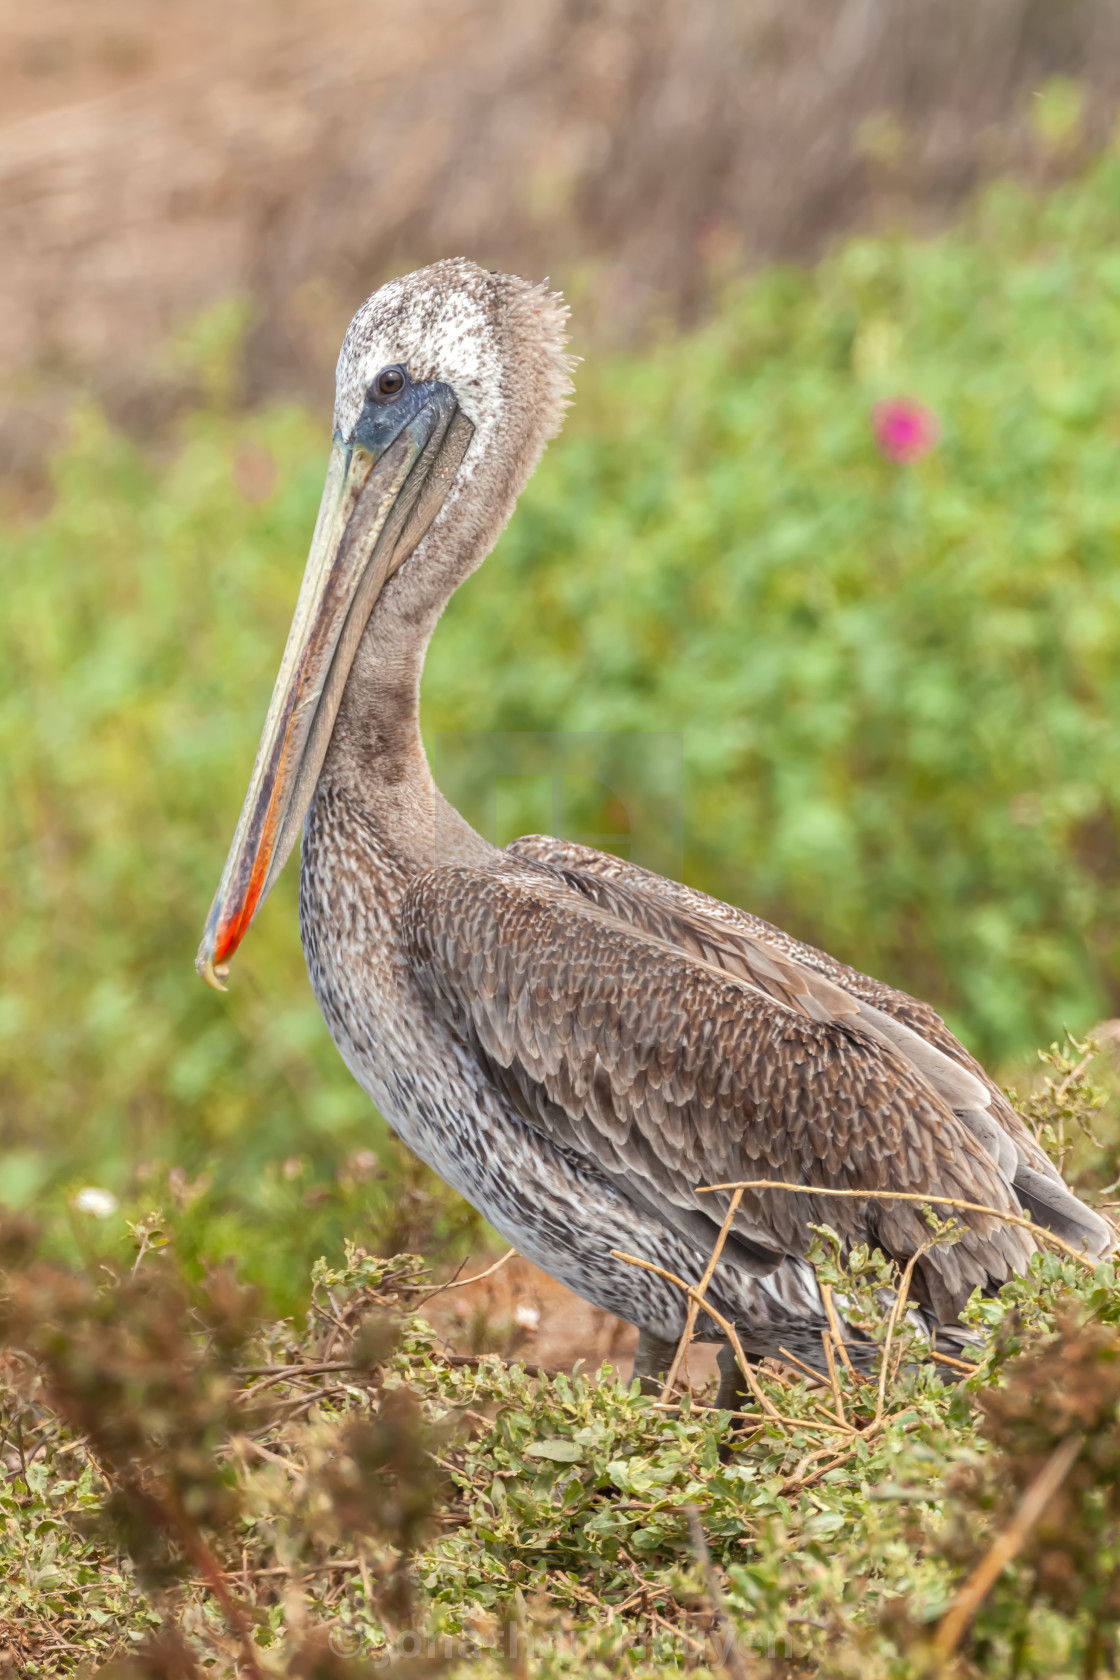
[1006,1033,1110,1178]
[3,1226,1120,1678]
[7,153,1120,1301]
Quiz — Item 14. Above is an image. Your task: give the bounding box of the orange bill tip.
[197,952,230,992]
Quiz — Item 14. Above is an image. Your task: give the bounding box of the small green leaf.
[523,1439,583,1463]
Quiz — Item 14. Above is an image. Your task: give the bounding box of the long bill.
[196,389,473,989]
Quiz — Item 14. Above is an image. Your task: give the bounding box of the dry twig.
[613,1251,797,1430]
[820,1282,859,1380]
[934,1433,1085,1655]
[820,1329,846,1427]
[696,1180,1100,1269]
[871,1244,928,1433]
[928,1349,978,1375]
[414,1248,518,1303]
[659,1187,744,1403]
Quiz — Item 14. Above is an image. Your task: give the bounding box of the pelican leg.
[630,1329,678,1395]
[715,1341,755,1412]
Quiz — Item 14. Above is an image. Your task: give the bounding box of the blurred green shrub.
[5,153,1120,1299]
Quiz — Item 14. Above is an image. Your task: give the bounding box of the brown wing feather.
[507,838,1043,1161]
[403,859,1033,1316]
[506,836,1115,1264]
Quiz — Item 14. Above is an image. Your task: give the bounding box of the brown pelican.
[197,259,1111,1402]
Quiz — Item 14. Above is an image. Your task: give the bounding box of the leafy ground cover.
[2,1216,1118,1677]
[1,1051,1118,1679]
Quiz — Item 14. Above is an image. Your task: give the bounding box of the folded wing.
[402,856,1058,1320]
[508,835,1114,1267]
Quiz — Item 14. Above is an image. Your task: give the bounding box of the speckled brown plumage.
[239,258,1112,1381]
[503,836,1108,1265]
[402,853,1035,1322]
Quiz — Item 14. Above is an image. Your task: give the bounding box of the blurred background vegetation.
[3,1,1120,1310]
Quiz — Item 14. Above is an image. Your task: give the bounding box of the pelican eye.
[372,367,407,400]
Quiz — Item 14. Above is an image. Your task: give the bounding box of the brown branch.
[650,1401,845,1432]
[1054,1047,1095,1102]
[934,1434,1085,1656]
[771,1347,855,1433]
[214,1559,366,1582]
[773,1345,825,1387]
[413,1248,518,1303]
[250,1352,554,1420]
[820,1329,846,1427]
[438,1353,553,1377]
[611,1250,830,1432]
[270,1383,364,1419]
[820,1281,859,1380]
[239,1344,548,1382]
[796,1444,858,1492]
[236,1360,364,1379]
[660,1186,744,1404]
[161,1486,264,1680]
[695,1179,1098,1268]
[870,1244,928,1433]
[567,1578,709,1657]
[237,1437,297,1470]
[928,1349,978,1375]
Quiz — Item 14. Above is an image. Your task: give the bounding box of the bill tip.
[196,949,230,992]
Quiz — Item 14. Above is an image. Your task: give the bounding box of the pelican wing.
[403,859,1037,1317]
[507,836,1115,1263]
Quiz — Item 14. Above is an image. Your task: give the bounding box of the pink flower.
[872,398,939,464]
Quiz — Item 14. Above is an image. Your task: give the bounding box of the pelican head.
[196,259,571,988]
